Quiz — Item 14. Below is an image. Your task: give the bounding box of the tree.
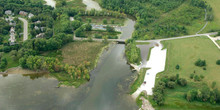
[10,50,18,61]
[75,27,84,37]
[111,19,115,24]
[153,92,164,105]
[186,89,197,102]
[212,81,217,89]
[103,19,107,24]
[106,25,115,32]
[84,23,92,31]
[71,20,82,30]
[87,18,92,23]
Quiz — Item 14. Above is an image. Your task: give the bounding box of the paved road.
[18,17,28,41]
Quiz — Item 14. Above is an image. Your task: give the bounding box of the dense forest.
[101,0,212,39]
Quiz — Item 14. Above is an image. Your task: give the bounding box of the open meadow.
[150,36,220,109]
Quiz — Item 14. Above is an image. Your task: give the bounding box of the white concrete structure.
[44,0,56,8]
[83,0,102,11]
[132,42,167,98]
[5,10,12,15]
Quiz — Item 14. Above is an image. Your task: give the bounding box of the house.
[34,20,41,24]
[28,13,34,18]
[70,17,74,21]
[40,27,45,31]
[5,16,13,22]
[19,11,28,16]
[34,26,39,30]
[5,10,12,15]
[9,27,16,43]
[36,33,45,38]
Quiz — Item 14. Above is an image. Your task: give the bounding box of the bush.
[153,92,164,106]
[195,59,206,67]
[169,75,177,82]
[167,81,176,89]
[194,75,201,81]
[176,64,180,70]
[103,19,107,24]
[178,78,187,86]
[216,60,220,65]
[190,74,194,79]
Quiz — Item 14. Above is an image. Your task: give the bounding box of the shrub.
[195,59,206,67]
[190,74,194,79]
[212,81,216,89]
[200,75,204,79]
[169,75,177,82]
[167,81,176,89]
[176,64,180,70]
[216,60,220,65]
[153,92,164,106]
[103,19,107,24]
[194,75,201,81]
[178,78,187,86]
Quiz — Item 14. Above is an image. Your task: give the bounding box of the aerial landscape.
[0,0,219,110]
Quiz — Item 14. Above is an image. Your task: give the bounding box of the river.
[0,17,144,110]
[0,1,155,110]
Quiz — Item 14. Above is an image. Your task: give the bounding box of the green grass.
[49,72,87,88]
[60,41,107,68]
[151,36,220,109]
[217,40,220,46]
[82,16,126,26]
[202,0,220,33]
[130,68,147,94]
[0,53,19,72]
[136,92,148,108]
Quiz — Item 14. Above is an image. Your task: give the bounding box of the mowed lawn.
[60,41,107,68]
[217,40,220,46]
[203,0,220,32]
[151,36,220,110]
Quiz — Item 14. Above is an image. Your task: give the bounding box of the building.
[5,10,12,15]
[19,11,28,16]
[9,27,16,43]
[36,33,45,38]
[28,13,34,18]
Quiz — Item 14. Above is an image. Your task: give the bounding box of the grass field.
[130,68,147,94]
[82,16,125,26]
[217,40,220,46]
[202,0,220,33]
[0,53,19,72]
[60,41,107,68]
[150,36,220,109]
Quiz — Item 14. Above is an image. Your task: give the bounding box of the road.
[74,32,218,43]
[18,17,28,41]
